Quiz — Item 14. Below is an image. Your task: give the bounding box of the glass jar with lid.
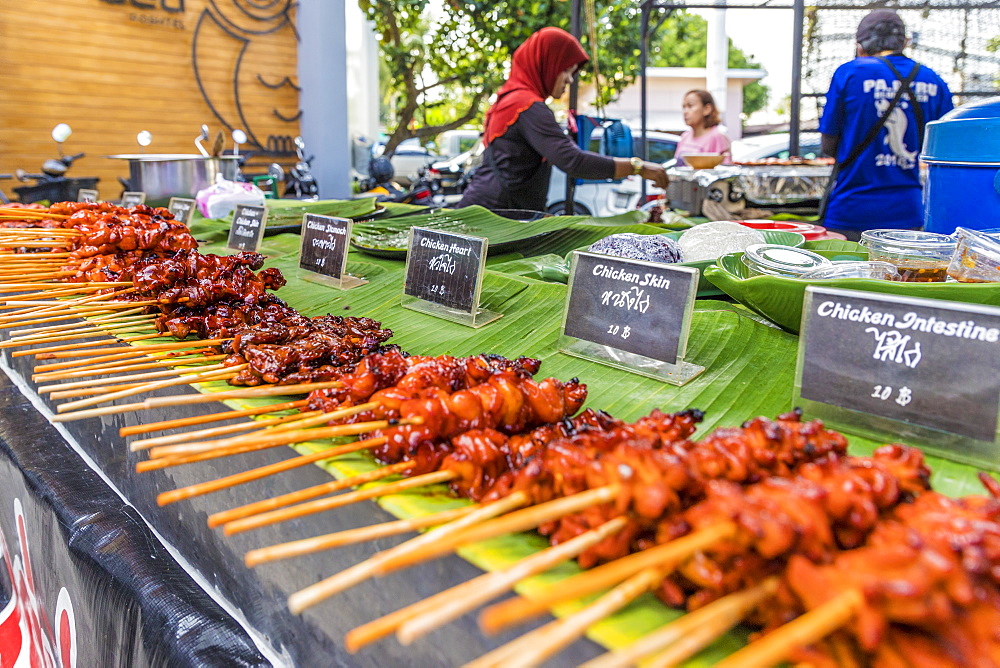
[742,244,832,278]
[947,227,1000,283]
[859,229,956,282]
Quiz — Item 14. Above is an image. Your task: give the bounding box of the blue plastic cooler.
[921,97,1000,234]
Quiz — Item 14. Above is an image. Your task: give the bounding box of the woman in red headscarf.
[458,27,668,212]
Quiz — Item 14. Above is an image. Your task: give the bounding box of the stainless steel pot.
[105,154,241,206]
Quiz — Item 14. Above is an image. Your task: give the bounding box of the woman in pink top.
[675,89,732,165]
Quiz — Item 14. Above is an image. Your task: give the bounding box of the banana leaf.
[177,228,1000,662]
[350,205,649,256]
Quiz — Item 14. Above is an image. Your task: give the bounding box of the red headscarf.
[482,27,589,146]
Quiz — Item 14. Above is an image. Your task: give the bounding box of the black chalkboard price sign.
[559,251,703,384]
[402,227,499,327]
[167,197,196,225]
[227,204,268,252]
[120,191,146,208]
[796,286,1000,468]
[298,214,365,289]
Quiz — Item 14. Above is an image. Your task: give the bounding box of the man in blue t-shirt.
[819,10,954,240]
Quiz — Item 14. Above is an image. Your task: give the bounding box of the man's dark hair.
[856,10,907,54]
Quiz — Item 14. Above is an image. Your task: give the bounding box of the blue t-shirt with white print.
[819,54,953,231]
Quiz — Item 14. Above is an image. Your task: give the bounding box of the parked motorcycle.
[356,157,437,206]
[284,136,319,200]
[14,124,99,204]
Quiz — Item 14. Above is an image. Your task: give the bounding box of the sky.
[691,7,798,122]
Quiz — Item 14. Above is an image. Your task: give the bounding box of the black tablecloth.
[0,347,602,666]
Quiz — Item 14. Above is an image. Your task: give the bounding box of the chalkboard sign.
[77,189,99,203]
[561,252,700,376]
[402,227,500,328]
[227,204,267,252]
[120,191,146,208]
[797,286,1000,463]
[298,214,365,289]
[167,197,196,225]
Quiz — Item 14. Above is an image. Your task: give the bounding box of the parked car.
[371,137,443,186]
[436,130,481,159]
[729,132,824,162]
[545,130,681,216]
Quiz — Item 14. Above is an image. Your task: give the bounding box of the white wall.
[577,68,765,139]
[297,0,352,198]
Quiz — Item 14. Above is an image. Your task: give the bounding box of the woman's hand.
[639,161,669,189]
[613,158,670,189]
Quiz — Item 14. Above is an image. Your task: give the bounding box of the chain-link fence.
[802,2,1000,113]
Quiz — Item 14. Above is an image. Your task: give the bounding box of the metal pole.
[640,0,650,202]
[789,0,804,156]
[565,0,582,215]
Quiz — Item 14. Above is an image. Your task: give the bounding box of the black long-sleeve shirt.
[457,102,616,212]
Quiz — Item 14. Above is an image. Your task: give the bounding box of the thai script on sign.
[866,327,922,369]
[601,286,650,314]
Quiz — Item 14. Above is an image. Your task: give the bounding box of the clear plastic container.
[946,227,1000,283]
[742,244,832,278]
[798,260,901,281]
[859,229,956,282]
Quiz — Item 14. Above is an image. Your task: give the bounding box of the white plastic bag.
[196,175,266,219]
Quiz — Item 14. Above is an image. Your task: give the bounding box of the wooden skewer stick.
[492,566,677,667]
[211,461,416,528]
[154,434,392,505]
[372,485,623,579]
[244,504,480,568]
[130,410,324,451]
[8,309,150,336]
[394,517,631,647]
[477,521,739,634]
[34,349,220,379]
[120,399,308,437]
[221,469,457,536]
[0,287,136,315]
[43,363,228,396]
[1,285,102,303]
[1,329,129,350]
[461,621,550,668]
[140,380,344,409]
[48,372,233,400]
[712,589,864,668]
[34,354,222,385]
[0,294,137,322]
[623,578,779,668]
[12,332,162,356]
[290,492,531,617]
[55,364,246,412]
[53,379,342,424]
[346,519,626,653]
[134,428,346,472]
[38,337,231,360]
[0,305,137,329]
[148,402,380,458]
[33,347,163,371]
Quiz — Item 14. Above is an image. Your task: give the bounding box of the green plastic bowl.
[574,229,805,297]
[704,240,1000,333]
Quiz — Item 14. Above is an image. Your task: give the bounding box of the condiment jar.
[946,227,1000,283]
[798,260,900,281]
[859,229,956,282]
[742,244,832,278]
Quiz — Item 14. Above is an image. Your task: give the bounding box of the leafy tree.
[648,11,769,117]
[360,0,665,155]
[360,2,767,155]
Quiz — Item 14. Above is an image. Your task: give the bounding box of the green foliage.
[362,2,768,152]
[649,11,770,117]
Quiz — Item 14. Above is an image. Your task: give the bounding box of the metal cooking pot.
[106,154,241,206]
